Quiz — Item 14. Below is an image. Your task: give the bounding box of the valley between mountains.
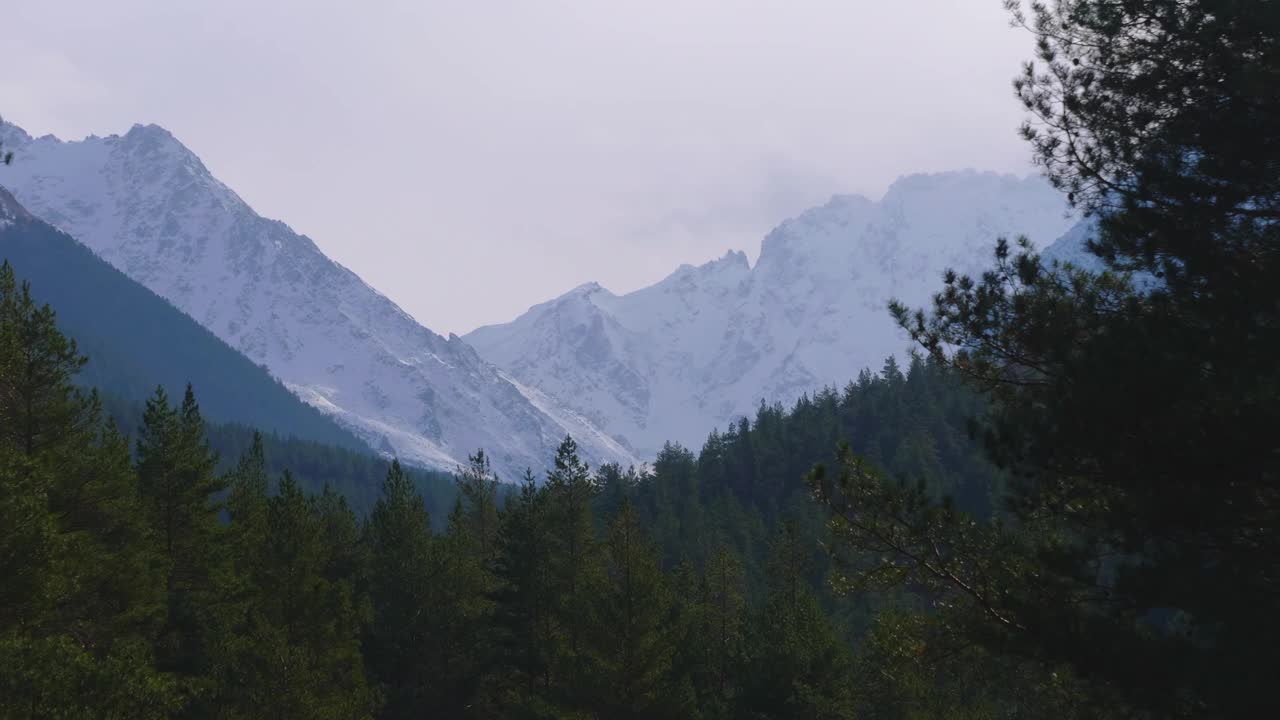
[0,119,1081,476]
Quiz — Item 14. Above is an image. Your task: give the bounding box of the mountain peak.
[570,281,606,296]
[121,123,187,151]
[126,122,174,138]
[118,123,207,169]
[2,120,640,479]
[468,169,1078,460]
[0,120,32,149]
[664,248,752,284]
[718,248,750,268]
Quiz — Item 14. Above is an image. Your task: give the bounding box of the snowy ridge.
[468,171,1077,458]
[0,186,35,228]
[0,121,640,479]
[1042,218,1102,271]
[1042,217,1160,291]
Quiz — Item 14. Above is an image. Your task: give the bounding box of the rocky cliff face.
[468,171,1076,457]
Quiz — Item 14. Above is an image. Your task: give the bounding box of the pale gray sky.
[3,1,1037,335]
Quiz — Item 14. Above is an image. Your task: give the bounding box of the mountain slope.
[1041,217,1101,270]
[0,122,637,479]
[467,171,1077,457]
[0,185,368,450]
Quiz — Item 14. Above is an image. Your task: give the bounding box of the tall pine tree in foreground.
[136,384,229,710]
[455,449,501,563]
[0,261,179,718]
[542,435,604,711]
[814,1,1280,716]
[491,468,557,711]
[738,521,856,720]
[363,460,436,719]
[590,500,678,719]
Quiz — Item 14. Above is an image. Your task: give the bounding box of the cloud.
[3,0,1040,334]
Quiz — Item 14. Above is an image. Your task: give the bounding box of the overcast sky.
[3,1,1039,335]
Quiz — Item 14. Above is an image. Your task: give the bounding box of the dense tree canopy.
[1,255,1009,717]
[3,1,1275,716]
[816,1,1280,716]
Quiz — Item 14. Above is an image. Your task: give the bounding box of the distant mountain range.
[1,119,1084,472]
[0,122,637,480]
[468,171,1078,457]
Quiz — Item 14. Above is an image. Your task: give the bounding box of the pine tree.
[649,444,704,567]
[0,266,177,717]
[455,448,501,563]
[226,432,269,532]
[0,263,88,629]
[0,443,58,634]
[364,459,437,719]
[136,385,224,571]
[543,435,603,705]
[590,500,676,718]
[423,496,500,716]
[738,522,856,720]
[216,435,273,718]
[274,473,378,717]
[62,419,166,653]
[0,261,95,463]
[314,483,368,602]
[700,545,745,710]
[492,468,557,705]
[135,384,228,706]
[593,462,639,529]
[224,431,270,594]
[816,1,1280,716]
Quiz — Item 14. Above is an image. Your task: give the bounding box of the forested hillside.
[202,422,462,523]
[1,0,1276,717]
[0,255,1037,717]
[95,390,461,523]
[0,192,369,451]
[616,355,998,593]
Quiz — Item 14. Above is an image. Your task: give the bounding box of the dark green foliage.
[542,436,604,704]
[0,260,179,716]
[1009,0,1280,297]
[0,232,1037,718]
[817,2,1280,717]
[362,460,437,718]
[589,501,677,718]
[12,3,1274,707]
[101,395,462,522]
[217,471,378,719]
[491,468,558,709]
[135,385,230,709]
[672,545,746,718]
[735,521,857,720]
[203,420,462,522]
[455,449,501,561]
[0,254,1038,718]
[624,356,1000,612]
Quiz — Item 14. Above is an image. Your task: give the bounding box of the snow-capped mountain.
[0,185,34,227]
[1042,218,1101,270]
[1043,218,1163,293]
[467,171,1077,458]
[0,121,637,478]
